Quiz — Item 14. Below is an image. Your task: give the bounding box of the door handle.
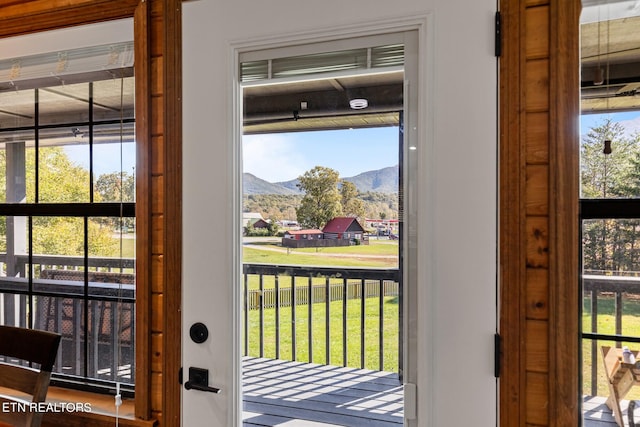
[184,381,221,394]
[183,367,221,394]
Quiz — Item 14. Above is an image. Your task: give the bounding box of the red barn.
[322,217,366,242]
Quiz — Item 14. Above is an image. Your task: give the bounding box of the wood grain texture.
[548,0,581,425]
[526,6,550,60]
[134,0,152,420]
[161,0,183,425]
[501,1,580,426]
[499,0,526,425]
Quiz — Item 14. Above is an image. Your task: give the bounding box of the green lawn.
[243,296,400,372]
[582,295,640,398]
[243,240,398,268]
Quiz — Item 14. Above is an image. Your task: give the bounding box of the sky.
[64,142,136,177]
[580,111,640,137]
[242,126,399,183]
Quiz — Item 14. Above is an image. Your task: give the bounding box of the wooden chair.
[601,346,640,427]
[0,325,61,427]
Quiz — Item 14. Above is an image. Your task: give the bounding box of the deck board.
[243,357,403,427]
[242,358,625,426]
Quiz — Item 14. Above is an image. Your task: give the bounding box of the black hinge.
[495,11,502,57]
[179,367,183,384]
[494,333,501,378]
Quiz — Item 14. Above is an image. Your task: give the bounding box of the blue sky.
[581,111,640,136]
[242,126,399,183]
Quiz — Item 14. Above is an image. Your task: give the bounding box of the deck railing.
[1,257,402,387]
[0,253,134,389]
[242,263,402,374]
[582,274,640,397]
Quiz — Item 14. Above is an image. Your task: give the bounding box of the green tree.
[340,180,365,220]
[581,120,640,273]
[95,171,135,202]
[0,146,123,258]
[580,119,634,198]
[295,166,342,229]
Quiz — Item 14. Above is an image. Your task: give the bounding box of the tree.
[340,180,365,220]
[95,171,135,202]
[295,166,342,229]
[580,119,640,273]
[580,119,634,198]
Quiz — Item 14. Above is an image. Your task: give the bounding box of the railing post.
[379,279,384,371]
[590,289,598,397]
[360,279,365,369]
[308,275,313,363]
[291,276,296,361]
[325,276,330,365]
[244,273,248,356]
[259,274,264,358]
[615,291,623,348]
[275,274,280,360]
[342,278,347,367]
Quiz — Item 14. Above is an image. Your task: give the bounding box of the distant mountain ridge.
[243,165,399,195]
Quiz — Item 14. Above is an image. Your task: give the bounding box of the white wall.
[182,1,496,425]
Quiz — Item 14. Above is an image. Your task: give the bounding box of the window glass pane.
[93,75,135,121]
[38,83,90,126]
[0,89,35,128]
[582,218,640,273]
[580,116,640,199]
[87,217,135,384]
[0,215,28,329]
[0,134,34,203]
[93,123,135,203]
[35,295,86,377]
[38,127,90,203]
[581,218,640,403]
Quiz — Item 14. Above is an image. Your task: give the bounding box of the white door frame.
[229,16,432,426]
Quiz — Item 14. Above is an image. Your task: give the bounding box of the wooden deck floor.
[583,395,640,426]
[242,358,628,426]
[242,357,403,427]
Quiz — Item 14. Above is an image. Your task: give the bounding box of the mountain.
[343,165,399,194]
[243,173,299,195]
[244,165,399,195]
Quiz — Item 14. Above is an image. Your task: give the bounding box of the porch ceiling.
[581,15,640,114]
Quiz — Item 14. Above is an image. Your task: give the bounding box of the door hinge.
[494,333,501,378]
[495,11,502,57]
[179,367,183,384]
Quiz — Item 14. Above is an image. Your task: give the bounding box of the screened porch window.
[0,41,136,394]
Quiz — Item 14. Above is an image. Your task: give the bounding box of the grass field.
[582,295,640,398]
[242,239,401,372]
[243,239,398,268]
[244,296,400,372]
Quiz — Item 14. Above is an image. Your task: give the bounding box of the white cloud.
[242,134,308,182]
[620,115,640,136]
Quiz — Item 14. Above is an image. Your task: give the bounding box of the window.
[580,2,640,424]
[0,40,136,394]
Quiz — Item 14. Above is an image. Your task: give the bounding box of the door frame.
[498,0,581,425]
[229,16,431,426]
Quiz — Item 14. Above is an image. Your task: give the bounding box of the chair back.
[0,325,61,427]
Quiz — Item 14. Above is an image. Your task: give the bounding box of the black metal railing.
[243,263,401,374]
[0,254,135,391]
[582,274,640,396]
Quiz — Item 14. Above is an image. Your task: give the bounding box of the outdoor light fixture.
[349,98,368,109]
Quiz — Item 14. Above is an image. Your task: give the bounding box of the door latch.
[184,367,221,394]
